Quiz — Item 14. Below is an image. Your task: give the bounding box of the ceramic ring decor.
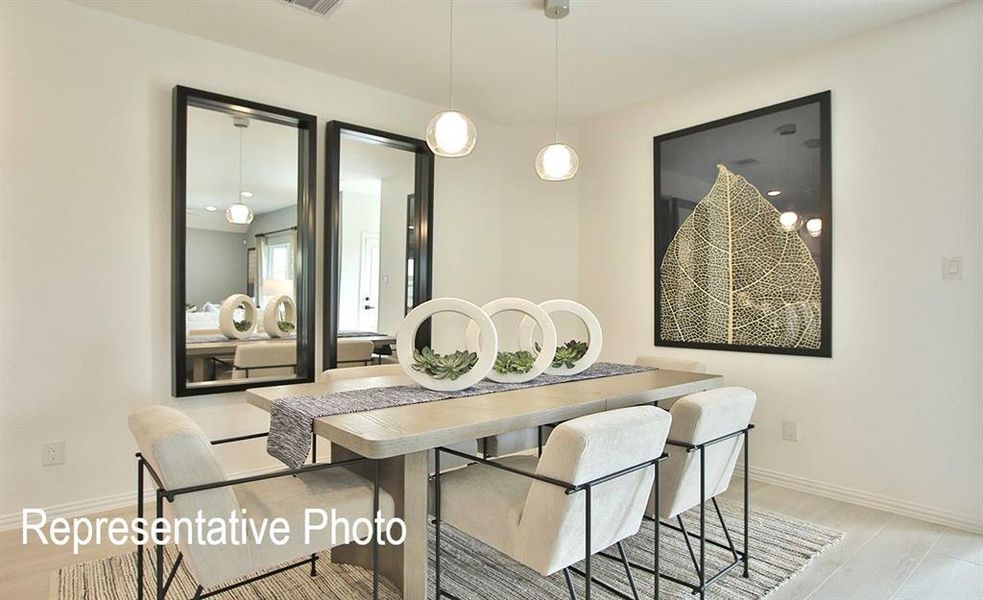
[465,297,558,384]
[397,297,498,392]
[219,294,257,340]
[263,295,296,338]
[519,299,603,376]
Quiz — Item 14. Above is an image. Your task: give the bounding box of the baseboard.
[737,464,983,535]
[0,465,279,533]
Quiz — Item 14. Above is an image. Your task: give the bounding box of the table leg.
[331,443,429,600]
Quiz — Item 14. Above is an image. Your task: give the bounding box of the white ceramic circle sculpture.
[219,294,257,340]
[263,295,296,338]
[397,298,498,392]
[465,297,558,384]
[519,299,603,376]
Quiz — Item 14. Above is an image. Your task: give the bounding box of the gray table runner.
[267,362,653,468]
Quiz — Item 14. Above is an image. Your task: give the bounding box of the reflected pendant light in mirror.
[425,0,476,157]
[536,10,578,181]
[226,116,254,225]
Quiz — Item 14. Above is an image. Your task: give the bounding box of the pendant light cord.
[448,0,454,109]
[554,18,559,144]
[238,124,244,201]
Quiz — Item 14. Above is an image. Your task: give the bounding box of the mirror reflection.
[336,135,417,366]
[184,105,300,387]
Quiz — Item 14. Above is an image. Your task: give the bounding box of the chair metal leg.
[537,425,543,457]
[676,515,701,576]
[699,447,706,600]
[563,567,579,600]
[654,461,660,600]
[136,458,145,600]
[743,430,750,578]
[311,423,317,464]
[616,542,640,600]
[584,486,592,600]
[191,585,203,600]
[155,492,164,600]
[310,553,318,577]
[373,459,380,600]
[434,450,442,600]
[711,497,739,562]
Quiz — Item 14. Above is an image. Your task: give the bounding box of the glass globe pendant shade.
[535,143,579,181]
[425,110,477,157]
[779,211,800,232]
[226,202,254,225]
[805,217,823,237]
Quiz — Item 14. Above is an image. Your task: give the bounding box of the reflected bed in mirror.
[173,86,316,396]
[325,122,434,370]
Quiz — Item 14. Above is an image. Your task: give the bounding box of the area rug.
[55,501,842,599]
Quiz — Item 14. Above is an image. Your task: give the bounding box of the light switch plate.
[782,420,799,442]
[942,256,963,280]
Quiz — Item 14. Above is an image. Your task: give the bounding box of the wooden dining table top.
[245,367,723,459]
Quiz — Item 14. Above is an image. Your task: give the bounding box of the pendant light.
[536,7,579,181]
[226,116,254,225]
[425,0,477,157]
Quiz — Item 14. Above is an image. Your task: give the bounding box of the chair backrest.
[320,363,403,382]
[635,354,707,373]
[337,339,375,364]
[232,341,296,379]
[656,386,756,519]
[127,406,249,585]
[514,405,671,575]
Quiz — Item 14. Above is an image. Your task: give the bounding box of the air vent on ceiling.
[279,0,341,17]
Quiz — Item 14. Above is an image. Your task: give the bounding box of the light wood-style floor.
[1,480,980,599]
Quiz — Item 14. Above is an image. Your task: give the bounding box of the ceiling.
[76,0,950,125]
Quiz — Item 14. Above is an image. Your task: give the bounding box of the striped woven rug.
[56,501,841,599]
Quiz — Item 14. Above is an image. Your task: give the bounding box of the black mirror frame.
[172,86,317,396]
[323,122,434,370]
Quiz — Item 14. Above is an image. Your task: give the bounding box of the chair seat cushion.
[433,455,539,560]
[189,468,395,589]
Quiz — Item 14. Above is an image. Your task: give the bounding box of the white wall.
[378,172,414,335]
[337,187,381,331]
[185,228,247,307]
[578,3,983,530]
[0,0,531,521]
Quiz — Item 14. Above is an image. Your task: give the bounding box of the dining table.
[246,366,723,600]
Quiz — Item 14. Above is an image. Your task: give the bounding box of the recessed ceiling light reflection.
[240,191,254,198]
[766,190,782,197]
[204,206,218,212]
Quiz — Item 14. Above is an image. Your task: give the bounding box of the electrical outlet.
[42,441,65,466]
[782,421,799,442]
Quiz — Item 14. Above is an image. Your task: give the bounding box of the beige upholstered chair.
[129,406,393,599]
[320,363,403,382]
[319,364,477,473]
[337,339,375,366]
[650,386,756,599]
[433,405,671,599]
[230,341,296,379]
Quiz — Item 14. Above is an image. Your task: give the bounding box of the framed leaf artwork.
[654,92,831,357]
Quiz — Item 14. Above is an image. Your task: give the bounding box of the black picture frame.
[323,122,434,370]
[654,91,832,357]
[172,85,317,396]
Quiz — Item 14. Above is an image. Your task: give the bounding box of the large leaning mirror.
[324,122,434,370]
[173,86,316,396]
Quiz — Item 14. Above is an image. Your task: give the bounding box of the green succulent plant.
[493,350,537,375]
[536,339,589,369]
[277,321,296,333]
[411,347,478,380]
[233,318,253,332]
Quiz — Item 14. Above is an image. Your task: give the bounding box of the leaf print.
[660,164,821,349]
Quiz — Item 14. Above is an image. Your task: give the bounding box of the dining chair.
[129,406,393,600]
[229,341,296,379]
[636,386,756,599]
[337,339,375,367]
[433,405,671,600]
[319,364,477,474]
